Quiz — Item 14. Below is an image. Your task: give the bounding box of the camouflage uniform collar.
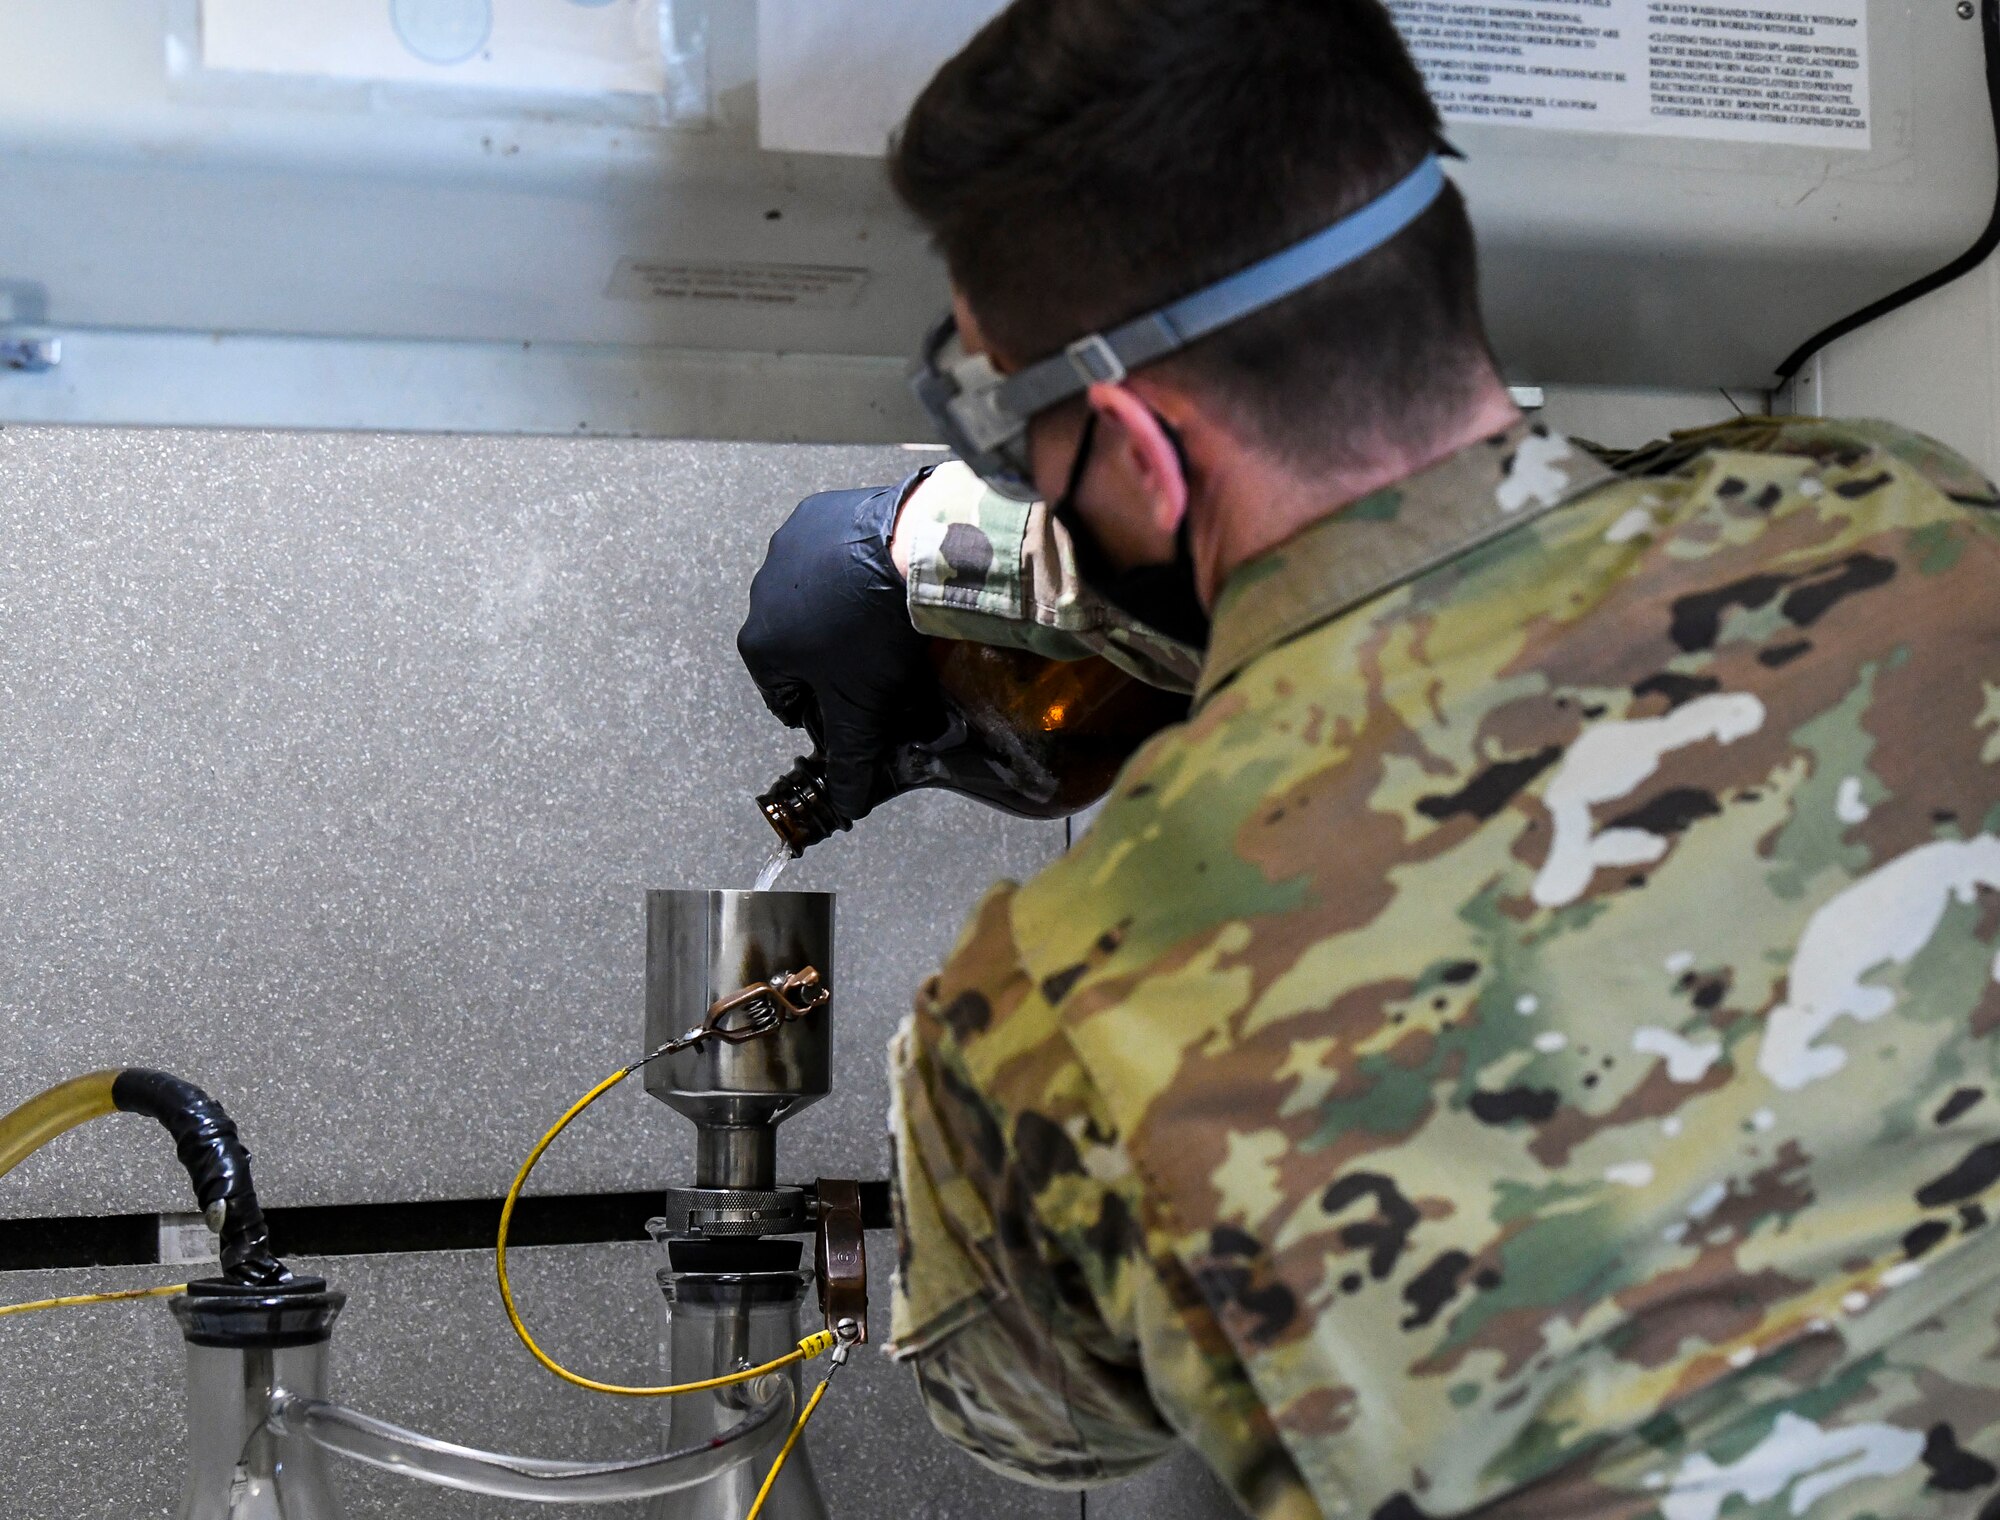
[1196,421,1615,707]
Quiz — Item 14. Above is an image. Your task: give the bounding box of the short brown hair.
[891,0,1498,470]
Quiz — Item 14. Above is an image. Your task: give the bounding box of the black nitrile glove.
[737,477,938,822]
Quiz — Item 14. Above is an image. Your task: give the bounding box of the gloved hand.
[737,477,938,822]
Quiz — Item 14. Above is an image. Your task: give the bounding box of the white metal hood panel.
[0,0,1987,437]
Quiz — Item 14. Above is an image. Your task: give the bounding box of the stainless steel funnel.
[642,889,832,1191]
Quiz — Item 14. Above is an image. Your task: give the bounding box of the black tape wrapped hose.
[0,1068,291,1290]
[109,1069,291,1287]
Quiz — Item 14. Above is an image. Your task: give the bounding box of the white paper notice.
[1385,0,1871,149]
[757,0,1007,156]
[200,0,666,96]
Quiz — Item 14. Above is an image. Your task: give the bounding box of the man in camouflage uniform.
[735,2,2000,1516]
[884,420,2000,1520]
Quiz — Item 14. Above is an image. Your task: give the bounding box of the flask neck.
[756,756,848,855]
[171,1280,347,1520]
[177,1338,344,1519]
[652,1268,827,1520]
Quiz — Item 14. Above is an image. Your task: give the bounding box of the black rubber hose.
[111,1069,292,1289]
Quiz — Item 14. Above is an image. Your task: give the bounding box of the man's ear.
[1086,381,1189,538]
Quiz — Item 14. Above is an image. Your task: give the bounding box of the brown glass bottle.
[758,640,1190,854]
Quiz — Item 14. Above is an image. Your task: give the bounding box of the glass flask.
[165,1270,796,1513]
[651,1264,828,1520]
[759,639,1190,854]
[169,1279,348,1520]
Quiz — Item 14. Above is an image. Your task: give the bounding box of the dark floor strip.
[0,1180,891,1271]
[0,1190,660,1271]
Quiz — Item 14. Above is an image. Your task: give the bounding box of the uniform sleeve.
[886,882,1178,1488]
[899,461,1203,694]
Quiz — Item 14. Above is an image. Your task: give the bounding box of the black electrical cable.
[1772,0,2000,383]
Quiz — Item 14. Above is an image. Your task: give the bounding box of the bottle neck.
[756,756,849,855]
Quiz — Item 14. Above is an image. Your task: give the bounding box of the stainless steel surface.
[695,1126,780,1191]
[656,1184,810,1238]
[0,427,1062,1217]
[645,888,833,1190]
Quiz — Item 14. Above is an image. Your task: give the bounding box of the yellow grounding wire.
[496,1064,836,1397]
[744,1367,839,1520]
[0,1283,188,1319]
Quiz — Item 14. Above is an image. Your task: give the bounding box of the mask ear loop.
[1161,414,1196,540]
[1122,408,1200,577]
[1054,403,1196,573]
[1050,409,1101,519]
[1048,409,1116,591]
[1050,403,1211,648]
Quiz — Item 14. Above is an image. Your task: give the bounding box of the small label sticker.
[607,260,871,309]
[158,1213,219,1266]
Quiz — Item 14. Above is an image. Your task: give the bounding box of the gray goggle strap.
[990,154,1449,427]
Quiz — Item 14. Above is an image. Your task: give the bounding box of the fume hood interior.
[0,0,1989,436]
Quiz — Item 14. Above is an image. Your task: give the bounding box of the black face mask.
[1048,412,1212,649]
